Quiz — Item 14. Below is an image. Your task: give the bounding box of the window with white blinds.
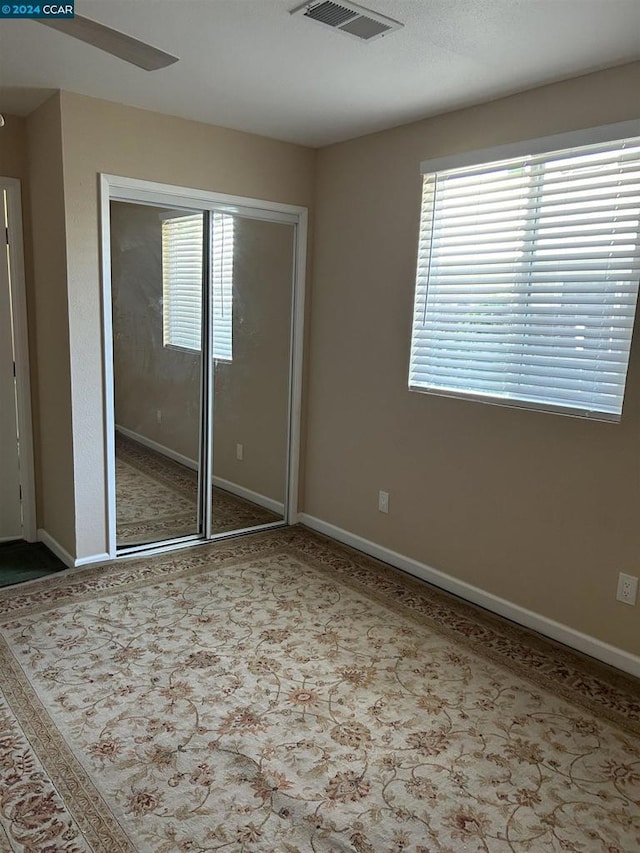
[409,135,640,421]
[162,212,235,361]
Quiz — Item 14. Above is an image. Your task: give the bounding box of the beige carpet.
[0,527,638,852]
[116,434,279,545]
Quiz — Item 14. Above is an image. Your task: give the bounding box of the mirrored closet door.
[110,202,204,548]
[210,216,293,534]
[105,181,304,556]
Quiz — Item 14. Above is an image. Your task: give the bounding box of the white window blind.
[409,136,640,421]
[162,212,234,361]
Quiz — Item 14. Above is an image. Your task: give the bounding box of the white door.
[0,179,35,542]
[0,199,22,540]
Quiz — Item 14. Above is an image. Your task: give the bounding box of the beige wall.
[1,113,29,176]
[25,95,76,552]
[110,205,292,505]
[305,62,640,656]
[57,91,315,557]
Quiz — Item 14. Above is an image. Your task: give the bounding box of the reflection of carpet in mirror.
[116,433,280,545]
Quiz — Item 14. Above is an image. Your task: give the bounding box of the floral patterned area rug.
[0,527,638,852]
[115,433,279,545]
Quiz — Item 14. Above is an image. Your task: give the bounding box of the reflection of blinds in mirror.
[210,213,234,362]
[162,213,234,360]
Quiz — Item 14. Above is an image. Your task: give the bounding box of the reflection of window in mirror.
[162,212,234,361]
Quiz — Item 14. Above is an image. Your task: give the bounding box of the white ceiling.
[1,0,639,147]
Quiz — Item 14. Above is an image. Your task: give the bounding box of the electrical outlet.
[616,572,638,606]
[378,490,389,514]
[236,443,244,461]
[156,409,162,424]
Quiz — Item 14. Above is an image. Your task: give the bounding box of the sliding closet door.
[110,202,204,548]
[103,175,308,556]
[210,215,295,532]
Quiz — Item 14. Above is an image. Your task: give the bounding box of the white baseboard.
[298,514,640,679]
[213,476,284,516]
[37,529,75,568]
[75,552,111,568]
[116,425,284,515]
[116,425,198,470]
[37,529,110,569]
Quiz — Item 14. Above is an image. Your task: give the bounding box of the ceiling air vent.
[290,1,403,42]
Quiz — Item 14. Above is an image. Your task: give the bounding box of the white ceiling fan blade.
[38,13,179,71]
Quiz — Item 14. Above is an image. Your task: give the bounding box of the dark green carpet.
[0,540,66,587]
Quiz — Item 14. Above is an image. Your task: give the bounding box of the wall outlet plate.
[616,572,638,605]
[378,490,389,513]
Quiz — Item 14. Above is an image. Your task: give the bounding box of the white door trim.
[1,177,36,542]
[99,174,308,559]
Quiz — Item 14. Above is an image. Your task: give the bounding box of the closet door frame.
[100,174,308,560]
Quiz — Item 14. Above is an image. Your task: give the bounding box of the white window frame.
[162,211,234,362]
[410,120,640,422]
